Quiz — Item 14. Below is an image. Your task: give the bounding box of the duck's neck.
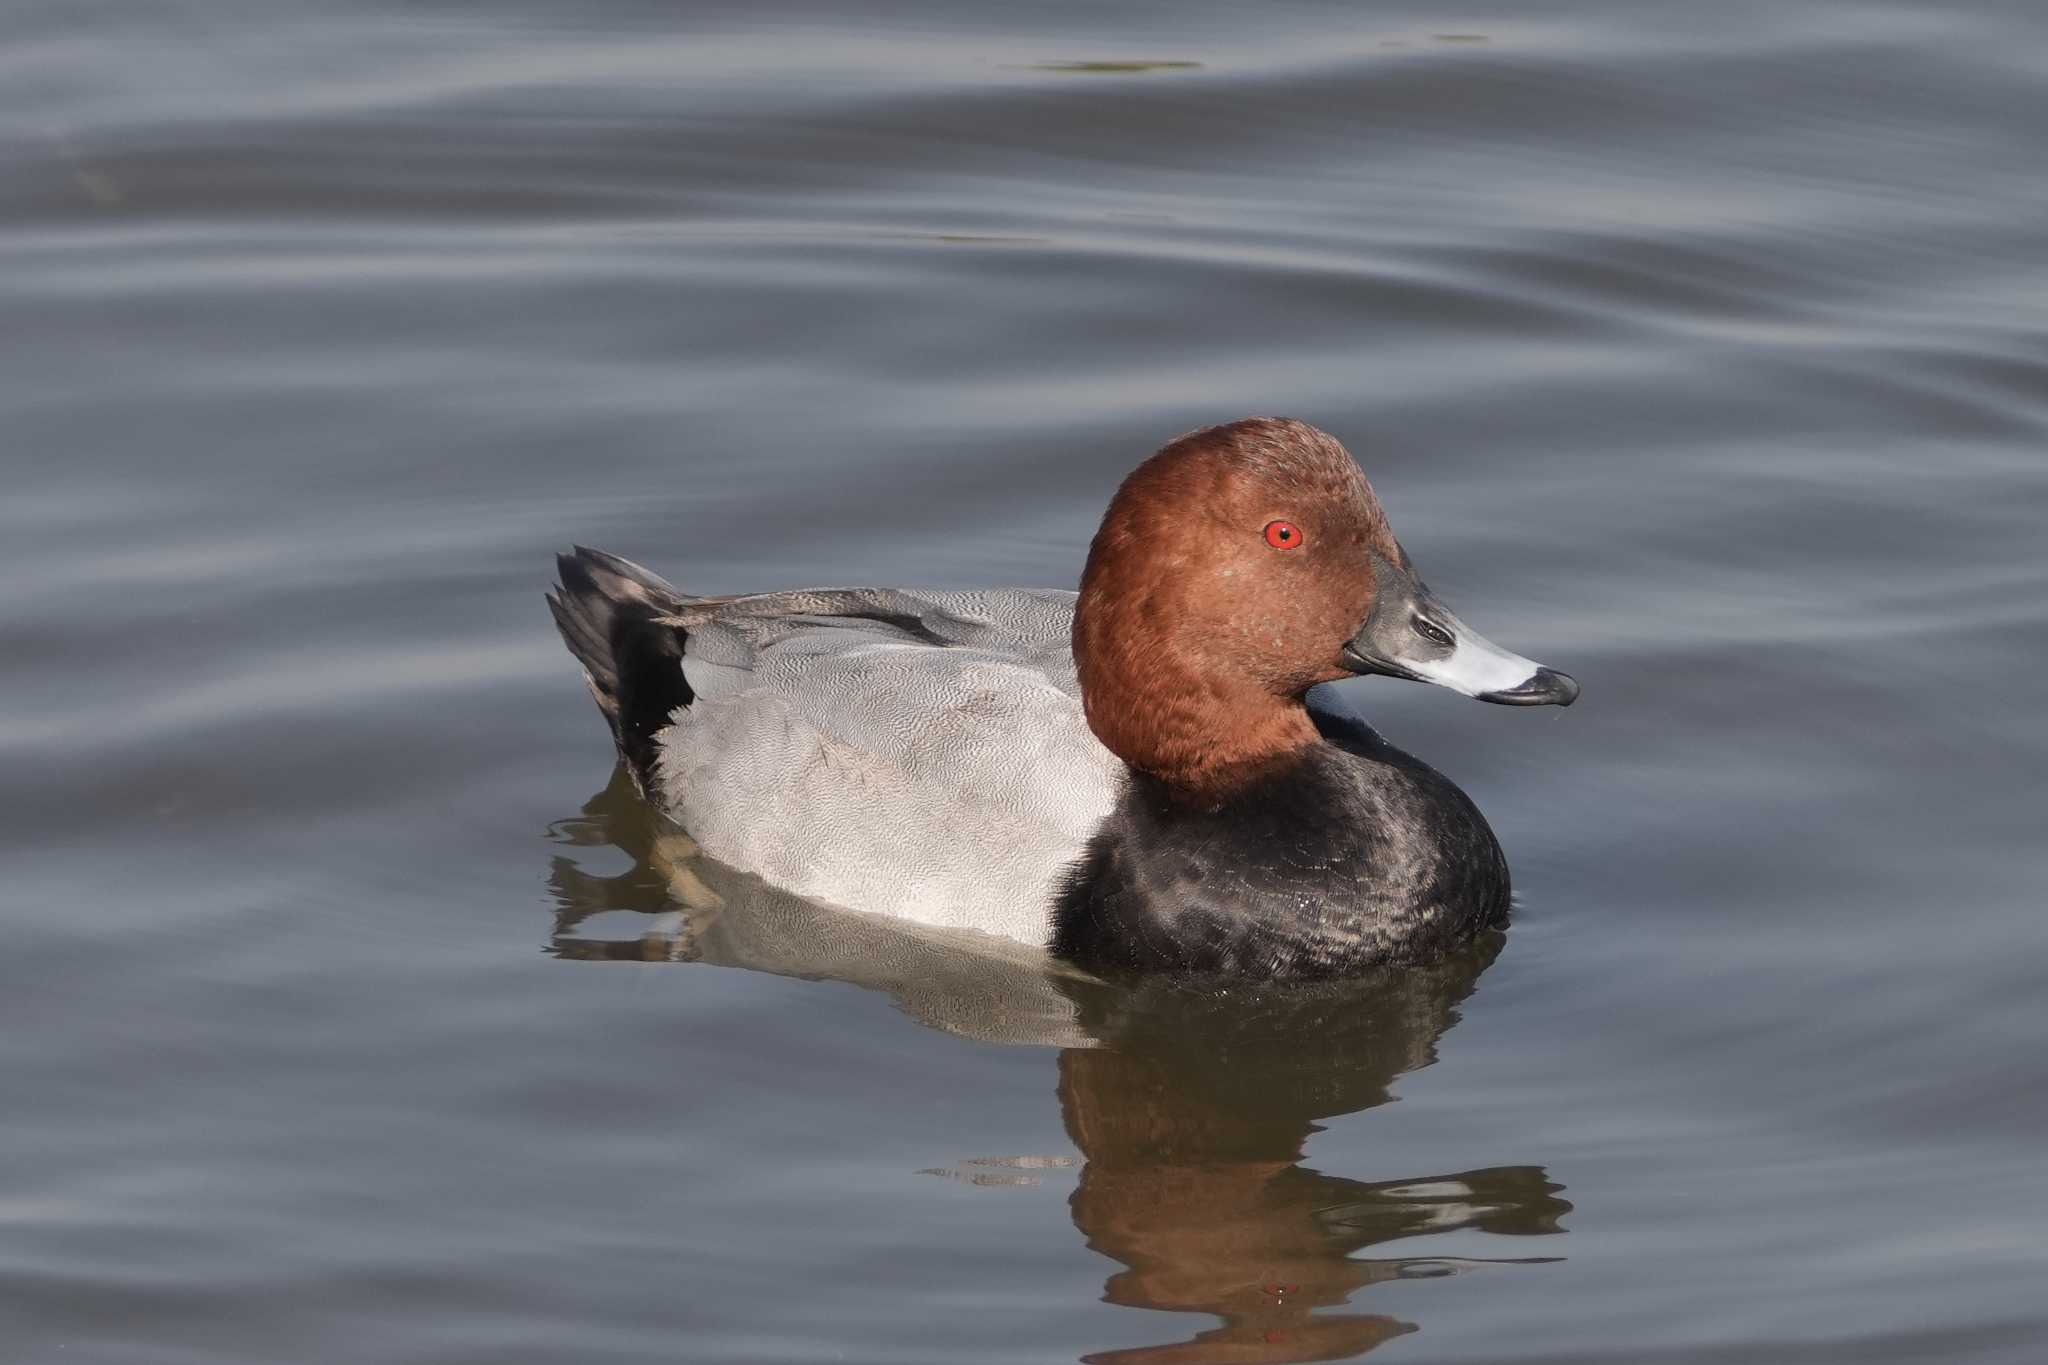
[1083,671,1325,807]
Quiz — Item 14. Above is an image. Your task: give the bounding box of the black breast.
[1050,738,1509,979]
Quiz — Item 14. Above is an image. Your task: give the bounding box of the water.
[5,1,2046,1360]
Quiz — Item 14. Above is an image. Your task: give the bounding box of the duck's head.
[1072,417,1577,788]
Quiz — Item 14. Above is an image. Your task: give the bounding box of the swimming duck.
[549,417,1576,978]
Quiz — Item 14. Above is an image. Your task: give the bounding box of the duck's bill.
[1341,574,1579,708]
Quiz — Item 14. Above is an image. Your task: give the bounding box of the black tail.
[546,546,693,795]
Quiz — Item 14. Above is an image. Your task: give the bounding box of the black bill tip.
[1479,667,1580,708]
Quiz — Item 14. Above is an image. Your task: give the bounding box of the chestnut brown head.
[1072,418,1575,791]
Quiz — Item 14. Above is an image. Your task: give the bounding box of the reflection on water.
[549,773,1569,1362]
[1055,985,1567,1363]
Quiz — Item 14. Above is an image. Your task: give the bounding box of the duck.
[548,417,1577,979]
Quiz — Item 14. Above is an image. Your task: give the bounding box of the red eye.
[1264,520,1304,550]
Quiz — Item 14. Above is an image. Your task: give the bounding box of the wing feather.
[653,588,1120,943]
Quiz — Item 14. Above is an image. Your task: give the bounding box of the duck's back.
[549,551,1124,943]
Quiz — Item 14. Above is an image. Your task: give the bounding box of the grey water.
[5,1,2046,1361]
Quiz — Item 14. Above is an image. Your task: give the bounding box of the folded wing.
[653,587,1123,943]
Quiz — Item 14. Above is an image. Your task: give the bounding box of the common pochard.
[549,417,1577,978]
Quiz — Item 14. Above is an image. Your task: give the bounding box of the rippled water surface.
[6,2,2047,1361]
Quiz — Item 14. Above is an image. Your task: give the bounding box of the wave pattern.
[3,1,2046,1362]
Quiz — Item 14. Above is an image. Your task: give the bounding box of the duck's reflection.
[547,771,1569,1363]
[1055,985,1566,1363]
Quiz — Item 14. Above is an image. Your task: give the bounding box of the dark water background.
[5,1,2047,1361]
